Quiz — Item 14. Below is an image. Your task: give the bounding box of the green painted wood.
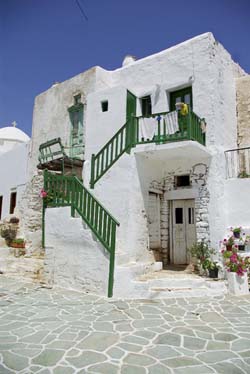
[43,171,119,297]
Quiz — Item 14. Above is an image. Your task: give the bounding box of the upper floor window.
[170,87,193,112]
[101,100,108,112]
[9,191,17,214]
[141,95,152,117]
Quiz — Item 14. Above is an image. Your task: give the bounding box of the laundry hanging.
[138,117,158,140]
[163,111,179,135]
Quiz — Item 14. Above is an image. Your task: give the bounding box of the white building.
[12,32,250,297]
[0,126,30,220]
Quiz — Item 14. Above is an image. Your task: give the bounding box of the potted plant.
[203,259,220,278]
[222,248,250,295]
[188,240,215,274]
[237,237,245,252]
[222,236,234,251]
[10,238,25,249]
[231,227,241,239]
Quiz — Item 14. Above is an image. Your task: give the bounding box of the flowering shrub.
[222,248,249,276]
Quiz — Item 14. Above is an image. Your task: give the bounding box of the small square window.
[101,101,108,112]
[141,95,152,117]
[175,175,190,188]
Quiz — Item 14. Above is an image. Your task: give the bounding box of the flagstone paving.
[0,276,250,373]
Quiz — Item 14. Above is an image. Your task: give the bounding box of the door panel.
[172,199,196,264]
[148,193,161,249]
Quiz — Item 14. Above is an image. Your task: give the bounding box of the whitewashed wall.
[224,179,250,228]
[44,207,109,294]
[0,142,29,219]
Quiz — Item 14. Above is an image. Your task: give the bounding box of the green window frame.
[170,87,193,112]
[68,95,84,158]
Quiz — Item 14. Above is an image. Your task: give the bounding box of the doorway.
[171,199,196,264]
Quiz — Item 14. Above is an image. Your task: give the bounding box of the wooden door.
[172,199,196,264]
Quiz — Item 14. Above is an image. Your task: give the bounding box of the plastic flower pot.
[209,268,219,278]
[238,245,245,252]
[233,232,240,239]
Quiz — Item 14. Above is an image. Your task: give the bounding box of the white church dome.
[0,126,30,143]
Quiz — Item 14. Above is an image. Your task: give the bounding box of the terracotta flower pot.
[10,242,25,249]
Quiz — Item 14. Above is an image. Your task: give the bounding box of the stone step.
[113,266,227,299]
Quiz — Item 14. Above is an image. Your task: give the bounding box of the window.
[175,175,190,188]
[101,101,108,112]
[141,95,152,117]
[170,87,193,111]
[74,94,81,105]
[0,196,2,220]
[175,208,183,224]
[9,192,16,214]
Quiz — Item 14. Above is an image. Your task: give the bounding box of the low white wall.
[0,142,29,220]
[224,179,250,228]
[44,207,109,295]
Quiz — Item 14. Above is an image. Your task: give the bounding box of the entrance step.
[113,267,227,299]
[0,247,44,282]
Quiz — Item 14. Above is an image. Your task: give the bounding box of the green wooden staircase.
[42,169,120,297]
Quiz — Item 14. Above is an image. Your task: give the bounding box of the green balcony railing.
[42,169,120,297]
[90,110,206,188]
[135,110,206,146]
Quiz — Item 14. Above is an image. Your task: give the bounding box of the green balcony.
[135,110,206,147]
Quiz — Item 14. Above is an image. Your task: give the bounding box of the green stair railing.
[43,169,120,297]
[90,119,134,189]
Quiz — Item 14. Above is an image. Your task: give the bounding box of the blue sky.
[0,0,249,135]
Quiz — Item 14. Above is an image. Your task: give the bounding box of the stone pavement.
[0,276,250,373]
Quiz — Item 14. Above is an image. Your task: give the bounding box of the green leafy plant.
[188,241,215,269]
[11,238,25,245]
[202,259,220,271]
[238,171,250,178]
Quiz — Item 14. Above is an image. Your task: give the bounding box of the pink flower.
[40,189,48,198]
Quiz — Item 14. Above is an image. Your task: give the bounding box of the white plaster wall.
[44,207,109,294]
[0,142,29,219]
[28,66,113,177]
[84,86,127,157]
[224,179,250,228]
[83,153,155,264]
